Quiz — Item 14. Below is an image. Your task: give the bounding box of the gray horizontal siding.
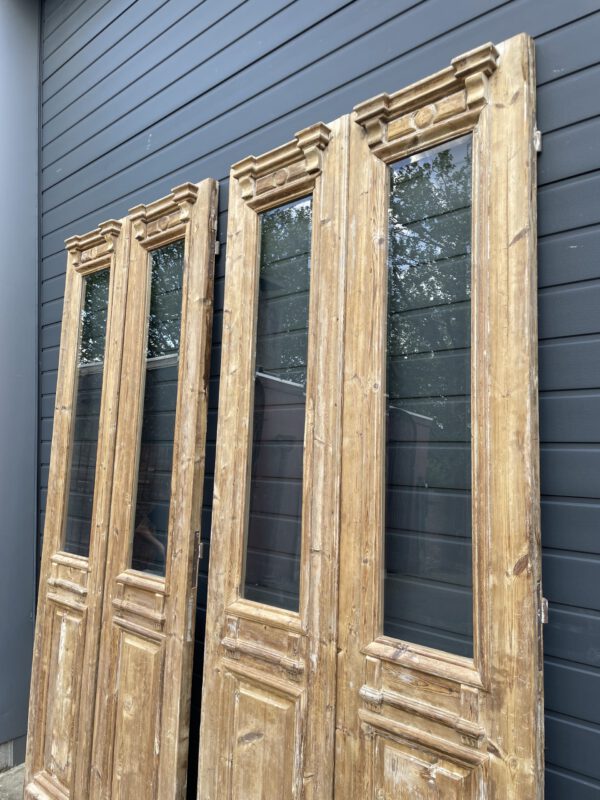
[39,1,600,796]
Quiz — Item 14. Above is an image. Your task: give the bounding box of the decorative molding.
[232,122,331,210]
[354,42,499,162]
[359,709,488,767]
[65,219,122,273]
[221,634,305,678]
[129,181,199,248]
[358,685,485,742]
[221,616,305,678]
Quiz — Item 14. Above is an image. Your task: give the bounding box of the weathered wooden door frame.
[336,33,543,798]
[89,180,217,800]
[198,120,349,798]
[25,219,129,800]
[197,33,542,800]
[27,179,218,800]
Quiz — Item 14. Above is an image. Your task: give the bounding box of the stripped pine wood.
[26,179,218,800]
[89,179,217,800]
[335,33,543,799]
[198,33,542,800]
[25,220,129,800]
[197,119,350,799]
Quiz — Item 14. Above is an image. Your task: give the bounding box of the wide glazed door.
[336,34,543,799]
[198,119,349,799]
[26,220,129,800]
[89,180,217,800]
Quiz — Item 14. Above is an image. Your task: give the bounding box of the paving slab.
[0,764,24,800]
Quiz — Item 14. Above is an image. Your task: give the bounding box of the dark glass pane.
[384,136,473,658]
[243,197,312,611]
[63,269,110,555]
[131,240,184,575]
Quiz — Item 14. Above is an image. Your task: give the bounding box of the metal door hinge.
[192,531,204,588]
[534,129,542,153]
[541,596,549,624]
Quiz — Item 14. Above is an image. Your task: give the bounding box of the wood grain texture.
[27,179,217,800]
[197,119,350,800]
[89,179,217,800]
[26,219,129,800]
[336,33,543,799]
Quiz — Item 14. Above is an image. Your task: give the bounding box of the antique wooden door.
[198,119,349,799]
[336,34,543,799]
[89,180,217,800]
[27,179,218,800]
[26,218,129,800]
[199,34,542,800]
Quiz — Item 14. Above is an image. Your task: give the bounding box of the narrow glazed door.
[336,34,543,799]
[26,220,129,800]
[198,119,349,799]
[89,180,217,800]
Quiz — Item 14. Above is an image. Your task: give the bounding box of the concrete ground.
[0,764,24,800]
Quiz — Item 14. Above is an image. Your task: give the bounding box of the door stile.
[26,220,128,800]
[336,34,542,799]
[475,34,543,793]
[89,180,218,800]
[198,117,349,800]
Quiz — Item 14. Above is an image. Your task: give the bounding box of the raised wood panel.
[44,607,85,789]
[222,667,303,800]
[111,632,164,799]
[364,726,481,799]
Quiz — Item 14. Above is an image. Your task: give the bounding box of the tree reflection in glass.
[243,197,312,612]
[131,240,184,575]
[63,268,110,555]
[384,135,474,657]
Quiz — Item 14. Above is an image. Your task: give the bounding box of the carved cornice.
[65,219,122,273]
[354,42,499,162]
[232,122,331,210]
[129,181,199,248]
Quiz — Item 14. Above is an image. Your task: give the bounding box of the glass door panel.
[63,268,110,556]
[243,197,313,611]
[131,239,184,575]
[384,136,473,657]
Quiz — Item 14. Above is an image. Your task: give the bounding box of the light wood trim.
[232,122,331,211]
[364,639,483,689]
[354,42,498,163]
[358,685,486,740]
[359,710,489,767]
[220,636,306,677]
[226,598,305,634]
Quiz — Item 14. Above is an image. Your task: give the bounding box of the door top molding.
[353,41,499,162]
[232,121,332,210]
